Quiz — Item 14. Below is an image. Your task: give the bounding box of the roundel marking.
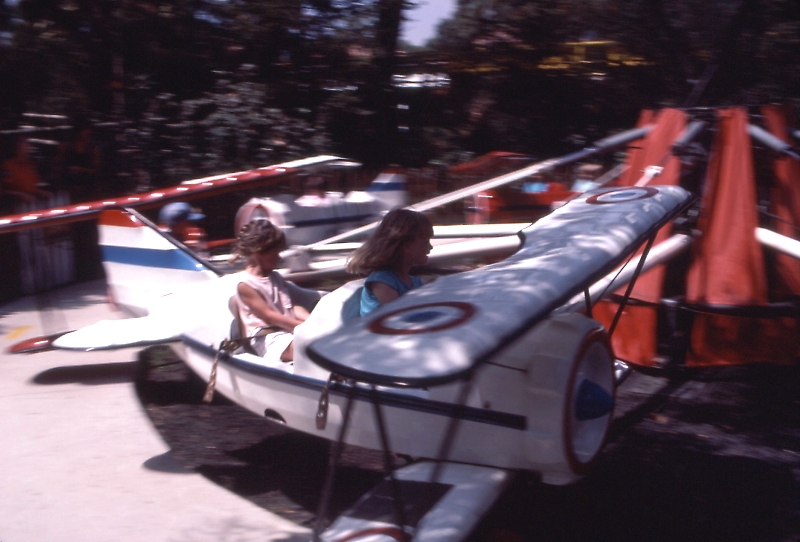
[369,302,476,335]
[586,186,658,205]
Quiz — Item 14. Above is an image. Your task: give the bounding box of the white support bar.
[556,233,694,314]
[634,165,663,187]
[756,227,800,260]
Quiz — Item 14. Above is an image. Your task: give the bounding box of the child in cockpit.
[231,219,310,361]
[346,208,433,316]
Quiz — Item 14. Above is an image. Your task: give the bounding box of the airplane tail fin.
[98,208,221,317]
[365,170,408,210]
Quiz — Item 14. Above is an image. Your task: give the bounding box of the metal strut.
[429,373,476,485]
[370,385,411,539]
[608,234,657,338]
[314,381,413,541]
[315,381,358,541]
[584,288,593,318]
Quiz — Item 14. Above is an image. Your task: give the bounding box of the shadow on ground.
[33,361,138,385]
[135,345,800,541]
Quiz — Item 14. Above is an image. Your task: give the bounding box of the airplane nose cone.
[574,378,614,421]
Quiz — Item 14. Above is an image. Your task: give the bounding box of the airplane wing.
[0,155,353,234]
[306,185,693,387]
[51,316,182,351]
[320,461,511,542]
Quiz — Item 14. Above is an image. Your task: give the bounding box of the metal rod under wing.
[301,125,655,250]
[557,233,694,388]
[634,120,708,187]
[756,227,800,260]
[555,233,695,314]
[282,234,522,283]
[748,124,800,162]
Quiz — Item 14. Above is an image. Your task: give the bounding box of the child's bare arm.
[237,283,306,332]
[293,305,311,322]
[368,281,400,306]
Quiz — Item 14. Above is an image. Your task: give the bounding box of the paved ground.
[0,280,310,542]
[3,280,800,541]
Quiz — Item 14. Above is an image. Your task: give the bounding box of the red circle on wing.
[369,302,476,335]
[586,186,658,204]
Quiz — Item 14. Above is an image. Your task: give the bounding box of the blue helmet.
[158,202,204,227]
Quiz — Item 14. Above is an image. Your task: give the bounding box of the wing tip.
[7,331,73,354]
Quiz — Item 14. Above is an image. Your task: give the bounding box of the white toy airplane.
[10,180,692,541]
[233,170,409,247]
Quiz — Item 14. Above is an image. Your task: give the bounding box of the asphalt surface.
[3,280,800,541]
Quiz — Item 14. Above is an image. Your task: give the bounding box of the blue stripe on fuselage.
[366,182,406,192]
[101,245,207,271]
[180,335,527,431]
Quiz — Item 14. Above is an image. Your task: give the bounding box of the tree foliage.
[1,0,798,177]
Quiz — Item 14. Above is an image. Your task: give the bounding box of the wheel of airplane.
[562,322,615,474]
[514,313,615,484]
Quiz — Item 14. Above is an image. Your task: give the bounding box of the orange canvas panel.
[593,303,660,365]
[620,108,686,187]
[762,104,800,296]
[684,108,778,366]
[595,108,686,366]
[614,109,655,187]
[616,108,687,303]
[686,108,767,306]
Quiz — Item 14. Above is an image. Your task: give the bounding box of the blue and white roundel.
[586,186,658,204]
[369,302,476,335]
